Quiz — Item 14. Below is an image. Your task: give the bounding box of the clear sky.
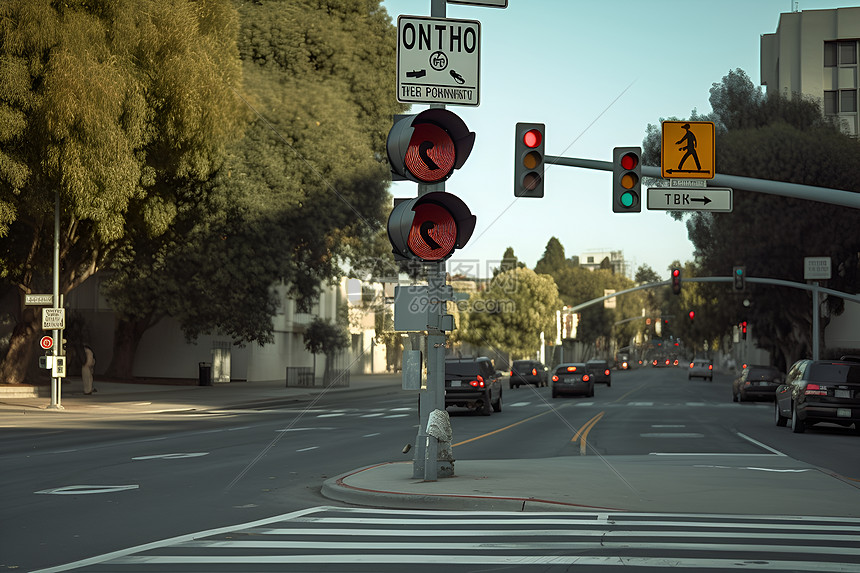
[380,0,857,281]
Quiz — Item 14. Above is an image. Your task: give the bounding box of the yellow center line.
[452,404,568,448]
[572,411,605,455]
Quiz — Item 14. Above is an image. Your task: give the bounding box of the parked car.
[585,359,611,387]
[689,358,714,381]
[444,357,502,416]
[509,360,548,388]
[733,365,783,402]
[551,363,594,398]
[774,358,860,433]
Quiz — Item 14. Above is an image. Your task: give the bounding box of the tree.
[303,317,349,381]
[0,0,245,383]
[458,268,562,363]
[493,246,525,277]
[534,237,569,276]
[99,0,406,377]
[643,69,860,368]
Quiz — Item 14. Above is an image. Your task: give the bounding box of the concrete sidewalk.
[0,373,402,414]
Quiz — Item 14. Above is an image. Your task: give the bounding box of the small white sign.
[25,294,53,305]
[647,187,733,212]
[603,289,617,309]
[804,257,831,280]
[42,308,65,330]
[52,356,66,378]
[397,15,480,106]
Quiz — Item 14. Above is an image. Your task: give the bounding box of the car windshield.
[5,2,860,572]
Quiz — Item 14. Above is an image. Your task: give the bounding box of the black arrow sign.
[420,221,442,250]
[418,141,440,171]
[691,196,712,205]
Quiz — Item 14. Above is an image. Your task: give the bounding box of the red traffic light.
[387,109,475,184]
[388,192,476,262]
[671,268,682,295]
[688,310,695,321]
[672,269,680,278]
[523,128,542,148]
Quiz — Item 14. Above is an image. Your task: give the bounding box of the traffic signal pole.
[545,156,860,210]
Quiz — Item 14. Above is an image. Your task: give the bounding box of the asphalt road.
[2,366,858,572]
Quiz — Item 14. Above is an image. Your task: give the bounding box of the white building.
[579,250,628,276]
[761,6,860,136]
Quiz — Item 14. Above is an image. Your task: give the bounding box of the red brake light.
[690,363,695,369]
[582,374,590,382]
[805,383,827,396]
[709,365,713,370]
[552,375,559,382]
[510,371,513,377]
[605,369,611,376]
[567,366,577,372]
[532,368,537,376]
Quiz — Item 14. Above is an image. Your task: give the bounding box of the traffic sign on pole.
[42,308,65,330]
[397,15,480,106]
[661,121,715,179]
[40,336,54,350]
[647,187,733,212]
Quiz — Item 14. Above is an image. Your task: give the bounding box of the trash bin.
[198,362,212,386]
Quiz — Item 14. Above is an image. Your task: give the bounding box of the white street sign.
[25,293,53,305]
[397,15,480,106]
[647,187,733,212]
[52,355,66,378]
[804,257,831,280]
[42,307,65,330]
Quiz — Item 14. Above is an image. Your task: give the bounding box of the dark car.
[689,358,713,381]
[551,363,594,398]
[444,357,502,416]
[774,359,860,433]
[585,359,611,387]
[509,360,548,388]
[732,365,783,402]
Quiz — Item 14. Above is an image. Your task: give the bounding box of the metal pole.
[48,188,63,410]
[812,282,820,361]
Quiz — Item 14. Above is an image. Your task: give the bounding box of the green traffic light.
[620,192,635,208]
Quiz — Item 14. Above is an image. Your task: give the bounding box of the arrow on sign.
[691,196,712,205]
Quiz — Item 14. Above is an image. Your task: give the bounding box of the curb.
[321,462,628,513]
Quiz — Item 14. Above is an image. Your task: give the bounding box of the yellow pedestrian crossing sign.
[661,121,715,179]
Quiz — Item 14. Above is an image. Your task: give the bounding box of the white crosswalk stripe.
[59,506,860,572]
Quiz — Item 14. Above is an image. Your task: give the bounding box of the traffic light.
[688,310,695,322]
[741,321,748,340]
[388,192,476,262]
[514,122,545,198]
[671,268,682,295]
[612,147,641,213]
[733,266,746,291]
[387,109,475,184]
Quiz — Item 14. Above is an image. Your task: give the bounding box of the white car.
[689,359,713,381]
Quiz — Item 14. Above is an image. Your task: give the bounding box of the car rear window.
[808,363,860,384]
[748,367,779,380]
[587,361,608,369]
[446,362,481,377]
[512,361,535,373]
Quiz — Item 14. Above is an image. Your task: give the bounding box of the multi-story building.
[579,250,628,276]
[761,6,860,135]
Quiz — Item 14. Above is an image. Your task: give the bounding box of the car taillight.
[470,375,485,388]
[582,374,590,382]
[690,363,695,369]
[509,371,513,377]
[532,368,537,376]
[552,375,559,382]
[604,369,610,376]
[709,365,713,370]
[674,360,679,366]
[804,383,827,396]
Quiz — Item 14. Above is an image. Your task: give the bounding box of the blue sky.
[380,0,857,280]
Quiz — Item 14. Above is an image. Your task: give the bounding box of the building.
[761,6,860,135]
[579,250,628,276]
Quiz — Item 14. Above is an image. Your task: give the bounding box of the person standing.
[82,345,96,395]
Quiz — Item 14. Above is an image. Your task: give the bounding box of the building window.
[825,42,837,67]
[841,90,858,113]
[824,91,838,114]
[839,41,857,65]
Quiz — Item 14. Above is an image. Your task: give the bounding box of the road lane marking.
[132,453,209,460]
[735,432,788,456]
[508,402,531,407]
[652,425,686,428]
[571,411,605,455]
[362,433,381,438]
[35,485,139,495]
[452,405,568,448]
[640,433,704,438]
[295,446,318,452]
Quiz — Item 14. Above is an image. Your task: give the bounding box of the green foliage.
[458,268,562,359]
[304,316,349,357]
[534,237,568,276]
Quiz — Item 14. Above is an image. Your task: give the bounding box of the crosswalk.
[52,506,860,572]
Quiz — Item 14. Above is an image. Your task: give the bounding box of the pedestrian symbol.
[661,121,714,179]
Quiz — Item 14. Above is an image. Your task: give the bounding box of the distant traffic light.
[741,320,748,340]
[387,109,475,184]
[733,266,746,291]
[388,192,476,262]
[514,123,545,198]
[671,268,682,295]
[688,310,695,322]
[612,147,641,213]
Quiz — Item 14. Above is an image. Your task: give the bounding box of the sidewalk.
[0,373,402,414]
